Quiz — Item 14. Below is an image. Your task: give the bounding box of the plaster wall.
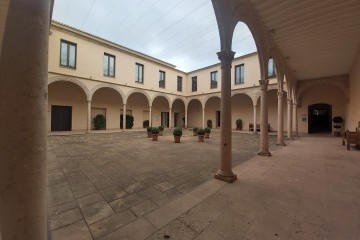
[152,97,170,127]
[298,84,346,133]
[188,100,203,128]
[48,82,87,131]
[127,93,149,129]
[346,50,360,129]
[172,100,185,127]
[205,97,221,128]
[231,94,254,131]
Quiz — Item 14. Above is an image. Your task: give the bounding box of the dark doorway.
[161,112,169,127]
[216,111,221,127]
[51,105,72,131]
[308,103,332,133]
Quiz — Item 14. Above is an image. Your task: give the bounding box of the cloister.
[0,0,359,239]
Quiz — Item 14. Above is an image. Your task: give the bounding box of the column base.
[214,170,237,183]
[258,150,272,157]
[276,142,286,146]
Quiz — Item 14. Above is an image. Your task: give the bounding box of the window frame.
[177,76,182,92]
[103,53,116,77]
[234,64,245,85]
[60,39,77,69]
[135,63,144,83]
[192,76,197,92]
[159,70,166,88]
[268,58,277,78]
[210,71,218,89]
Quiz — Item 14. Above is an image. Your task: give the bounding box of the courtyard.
[47,130,360,240]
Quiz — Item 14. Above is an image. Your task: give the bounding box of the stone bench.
[249,123,270,132]
[342,130,360,150]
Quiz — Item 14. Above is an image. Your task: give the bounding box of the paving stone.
[151,189,182,206]
[77,192,104,208]
[109,194,144,213]
[48,187,75,207]
[81,201,115,225]
[153,181,175,192]
[124,182,148,194]
[100,218,155,240]
[89,210,137,239]
[48,200,79,216]
[50,208,83,230]
[99,185,127,202]
[131,200,158,217]
[146,219,198,240]
[51,220,93,240]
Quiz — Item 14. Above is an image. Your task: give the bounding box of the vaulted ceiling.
[249,0,360,80]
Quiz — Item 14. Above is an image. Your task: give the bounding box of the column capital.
[277,91,284,98]
[287,98,293,104]
[259,79,269,90]
[217,50,235,68]
[292,102,297,107]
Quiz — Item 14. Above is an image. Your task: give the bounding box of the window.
[268,58,276,78]
[135,63,144,83]
[192,76,197,92]
[235,64,244,85]
[177,76,182,92]
[210,71,217,89]
[60,40,77,68]
[103,53,115,77]
[159,70,166,88]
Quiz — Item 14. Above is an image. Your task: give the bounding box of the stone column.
[258,80,271,156]
[276,92,285,145]
[123,103,127,131]
[149,106,152,126]
[202,107,205,129]
[214,50,237,183]
[87,100,92,133]
[0,0,50,239]
[169,107,172,128]
[287,98,293,139]
[185,106,188,128]
[253,105,257,134]
[293,102,299,137]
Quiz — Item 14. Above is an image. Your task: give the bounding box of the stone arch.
[48,76,90,101]
[89,83,125,103]
[203,94,221,107]
[170,97,186,108]
[151,93,171,108]
[125,89,151,106]
[187,98,203,128]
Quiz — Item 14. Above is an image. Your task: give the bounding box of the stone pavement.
[47,130,360,239]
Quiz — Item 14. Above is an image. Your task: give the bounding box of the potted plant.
[332,116,343,137]
[173,127,182,143]
[120,114,134,129]
[193,127,198,136]
[204,127,211,138]
[151,127,160,141]
[147,127,153,138]
[197,128,205,142]
[94,114,106,130]
[207,119,212,128]
[236,119,243,131]
[357,121,360,131]
[159,126,164,136]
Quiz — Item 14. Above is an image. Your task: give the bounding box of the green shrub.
[159,126,164,131]
[147,127,153,132]
[193,127,198,132]
[197,128,205,135]
[204,127,211,133]
[173,127,182,136]
[332,116,343,124]
[236,119,243,129]
[151,127,160,134]
[207,119,212,128]
[94,114,106,130]
[120,114,134,129]
[143,120,149,128]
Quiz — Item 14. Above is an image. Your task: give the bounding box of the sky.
[52,0,257,72]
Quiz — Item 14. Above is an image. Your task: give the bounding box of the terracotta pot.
[174,135,181,143]
[198,135,204,142]
[159,130,164,136]
[204,132,210,138]
[193,131,198,136]
[152,134,158,141]
[147,132,152,138]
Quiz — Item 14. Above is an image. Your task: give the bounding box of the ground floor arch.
[205,96,221,128]
[48,81,88,131]
[231,93,253,130]
[91,87,123,130]
[172,98,186,127]
[188,99,203,128]
[127,92,150,129]
[152,95,170,127]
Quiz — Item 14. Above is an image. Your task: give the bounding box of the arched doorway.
[187,99,202,128]
[205,96,221,128]
[308,103,332,134]
[172,98,185,127]
[126,92,150,129]
[152,95,170,128]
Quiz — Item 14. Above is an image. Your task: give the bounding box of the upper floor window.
[177,76,182,92]
[103,53,115,77]
[210,71,217,89]
[192,76,197,92]
[60,40,77,69]
[268,58,276,78]
[135,63,144,83]
[235,64,244,85]
[159,70,166,88]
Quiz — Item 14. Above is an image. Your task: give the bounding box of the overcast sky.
[52,0,257,72]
